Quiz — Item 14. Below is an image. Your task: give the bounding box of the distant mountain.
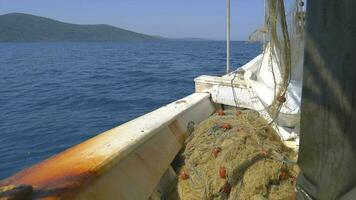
[0,13,160,42]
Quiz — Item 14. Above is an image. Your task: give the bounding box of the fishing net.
[247,0,305,124]
[164,1,304,199]
[262,0,292,122]
[168,109,298,200]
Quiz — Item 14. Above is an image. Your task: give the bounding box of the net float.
[290,176,296,185]
[180,170,189,180]
[212,147,222,157]
[279,170,288,180]
[219,166,227,179]
[260,149,268,156]
[220,123,231,130]
[186,143,193,150]
[217,109,225,116]
[277,95,286,103]
[223,182,231,195]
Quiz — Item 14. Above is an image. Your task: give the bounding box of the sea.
[0,41,261,179]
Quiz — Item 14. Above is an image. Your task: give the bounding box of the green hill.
[0,13,160,42]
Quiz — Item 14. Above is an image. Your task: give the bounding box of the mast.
[263,0,266,49]
[226,0,231,74]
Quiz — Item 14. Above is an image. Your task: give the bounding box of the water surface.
[0,41,261,179]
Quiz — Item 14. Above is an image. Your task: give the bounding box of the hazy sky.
[0,0,268,40]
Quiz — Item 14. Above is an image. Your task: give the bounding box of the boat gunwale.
[0,92,215,199]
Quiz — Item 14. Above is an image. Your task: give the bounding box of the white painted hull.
[196,45,302,145]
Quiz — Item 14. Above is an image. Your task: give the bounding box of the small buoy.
[221,123,231,130]
[212,147,222,157]
[186,143,193,150]
[260,149,268,156]
[180,171,189,180]
[290,176,297,184]
[279,171,288,180]
[236,111,242,116]
[223,182,231,195]
[219,166,227,179]
[217,109,225,116]
[277,96,286,103]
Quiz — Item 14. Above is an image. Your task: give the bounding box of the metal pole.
[226,0,231,74]
[263,0,266,49]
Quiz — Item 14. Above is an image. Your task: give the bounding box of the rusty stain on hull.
[0,93,215,200]
[0,132,110,199]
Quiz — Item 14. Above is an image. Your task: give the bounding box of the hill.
[0,13,160,42]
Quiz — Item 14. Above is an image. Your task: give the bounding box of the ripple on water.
[0,41,261,179]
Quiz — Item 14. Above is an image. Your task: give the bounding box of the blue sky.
[0,0,267,40]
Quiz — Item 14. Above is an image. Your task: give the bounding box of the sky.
[0,0,267,40]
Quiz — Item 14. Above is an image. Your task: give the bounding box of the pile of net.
[168,109,298,200]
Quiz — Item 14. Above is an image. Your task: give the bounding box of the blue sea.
[0,41,261,179]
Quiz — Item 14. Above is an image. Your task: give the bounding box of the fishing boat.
[0,0,304,199]
[3,0,355,199]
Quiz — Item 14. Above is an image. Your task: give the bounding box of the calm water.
[0,41,261,179]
